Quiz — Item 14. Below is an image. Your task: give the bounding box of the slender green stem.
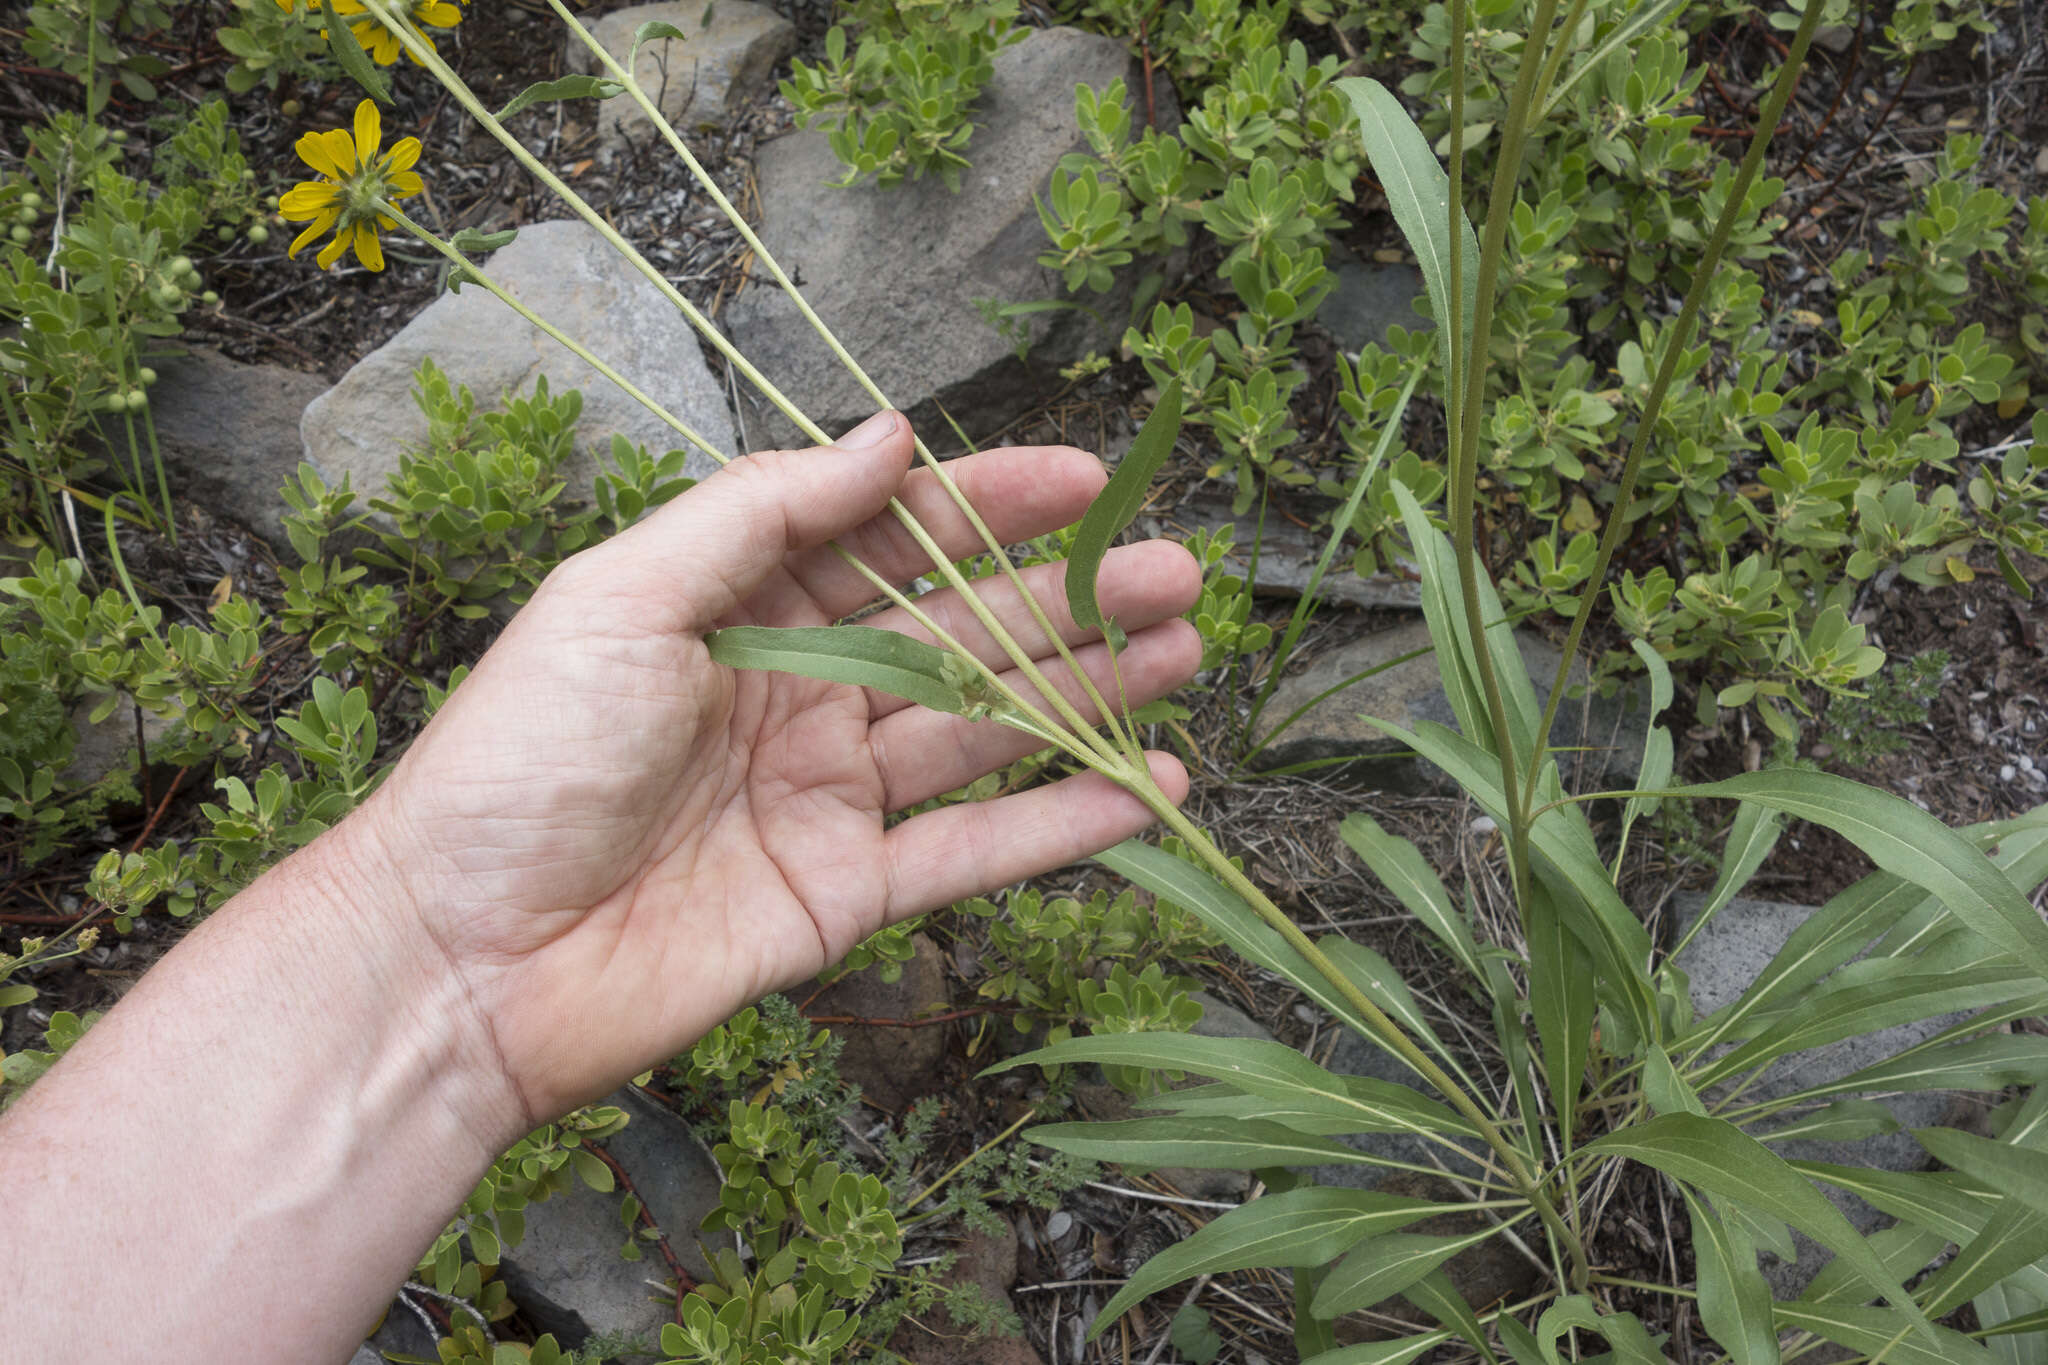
[1517,0,1826,821]
[351,0,1129,770]
[897,1108,1035,1221]
[544,0,1138,766]
[376,202,735,467]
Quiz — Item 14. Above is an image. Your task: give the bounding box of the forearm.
[0,806,526,1363]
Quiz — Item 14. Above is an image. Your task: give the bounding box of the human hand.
[352,411,1202,1135]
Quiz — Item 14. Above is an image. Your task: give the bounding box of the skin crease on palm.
[0,412,1203,1363]
[305,408,1204,1125]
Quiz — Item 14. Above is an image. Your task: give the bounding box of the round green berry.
[201,290,220,304]
[138,367,158,386]
[169,254,195,277]
[19,191,41,210]
[8,225,28,245]
[155,284,182,307]
[246,224,270,245]
[124,389,148,412]
[217,225,235,242]
[109,130,128,144]
[102,393,129,413]
[281,98,302,118]
[16,206,36,225]
[240,168,256,182]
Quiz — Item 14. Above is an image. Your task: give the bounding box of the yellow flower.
[280,100,426,272]
[327,0,463,65]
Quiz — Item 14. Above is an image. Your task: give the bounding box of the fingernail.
[838,410,899,448]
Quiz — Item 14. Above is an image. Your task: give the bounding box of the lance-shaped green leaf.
[1923,1201,2048,1318]
[1335,80,1477,395]
[1066,379,1181,649]
[1680,770,2048,987]
[1756,1100,1899,1144]
[1693,802,1782,934]
[1683,1188,1780,1365]
[325,8,392,104]
[1526,881,1597,1143]
[1794,1161,2000,1243]
[1141,1078,1481,1143]
[1787,1034,2048,1105]
[1530,1298,1665,1365]
[1028,1117,1376,1171]
[1089,1186,1455,1329]
[1302,1331,1453,1365]
[1771,1303,1995,1365]
[1401,1271,1499,1365]
[988,1032,1473,1137]
[1318,936,1463,1080]
[629,17,689,64]
[1916,1127,2048,1220]
[1585,1113,1936,1340]
[704,624,983,717]
[495,74,625,121]
[1312,1228,1498,1317]
[1338,813,1484,982]
[1800,1224,1949,1305]
[1094,840,1384,1050]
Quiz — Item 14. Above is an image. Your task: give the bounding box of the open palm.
[362,416,1202,1124]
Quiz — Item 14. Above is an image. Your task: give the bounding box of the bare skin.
[0,411,1203,1362]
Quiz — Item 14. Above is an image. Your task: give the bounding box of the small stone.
[1470,815,1498,835]
[1189,990,1276,1043]
[1812,23,1856,52]
[1045,1209,1073,1241]
[301,220,731,537]
[565,0,796,150]
[2036,146,2048,176]
[2003,764,2019,782]
[1317,243,1430,353]
[60,698,182,790]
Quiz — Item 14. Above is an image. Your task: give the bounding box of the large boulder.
[725,26,1175,451]
[301,219,732,518]
[806,932,951,1112]
[142,348,328,551]
[566,0,796,149]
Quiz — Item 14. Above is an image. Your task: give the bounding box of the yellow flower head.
[280,100,425,272]
[327,0,463,65]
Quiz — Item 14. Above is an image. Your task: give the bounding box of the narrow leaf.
[1028,1117,1373,1170]
[1089,1186,1454,1329]
[1335,80,1477,388]
[324,10,392,104]
[1683,1188,1780,1365]
[1771,1303,1995,1365]
[1914,1127,2048,1221]
[1526,881,1597,1144]
[1066,380,1182,643]
[705,624,980,717]
[1312,1229,1496,1317]
[1338,813,1485,981]
[495,74,625,121]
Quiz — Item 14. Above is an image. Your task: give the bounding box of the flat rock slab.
[302,219,731,521]
[494,1085,723,1350]
[1675,892,1974,1297]
[726,26,1173,450]
[142,348,328,552]
[1134,486,1422,612]
[1249,617,1647,790]
[1316,247,1430,354]
[567,0,796,149]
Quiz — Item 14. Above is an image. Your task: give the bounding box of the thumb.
[576,410,914,627]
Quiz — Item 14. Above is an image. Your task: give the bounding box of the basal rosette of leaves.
[7,1,2048,1362]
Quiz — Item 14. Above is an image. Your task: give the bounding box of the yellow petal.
[387,170,424,199]
[271,0,295,12]
[382,136,421,173]
[316,230,350,270]
[294,130,345,179]
[353,223,386,272]
[289,210,339,258]
[376,213,397,230]
[328,0,362,13]
[399,28,436,63]
[416,0,461,26]
[279,182,341,217]
[353,99,382,164]
[319,127,359,176]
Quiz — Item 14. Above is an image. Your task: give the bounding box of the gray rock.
[141,348,329,552]
[567,0,796,149]
[495,1085,723,1351]
[1134,487,1422,612]
[1317,246,1430,353]
[1248,617,1648,790]
[808,932,950,1112]
[301,219,732,527]
[60,697,181,789]
[1190,990,1276,1044]
[726,27,1174,450]
[349,1348,384,1365]
[1674,893,1972,1297]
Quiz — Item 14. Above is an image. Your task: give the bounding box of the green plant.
[1815,648,1948,767]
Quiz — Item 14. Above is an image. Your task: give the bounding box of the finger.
[861,540,1202,689]
[881,751,1190,920]
[772,443,1108,620]
[871,619,1202,811]
[547,411,915,631]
